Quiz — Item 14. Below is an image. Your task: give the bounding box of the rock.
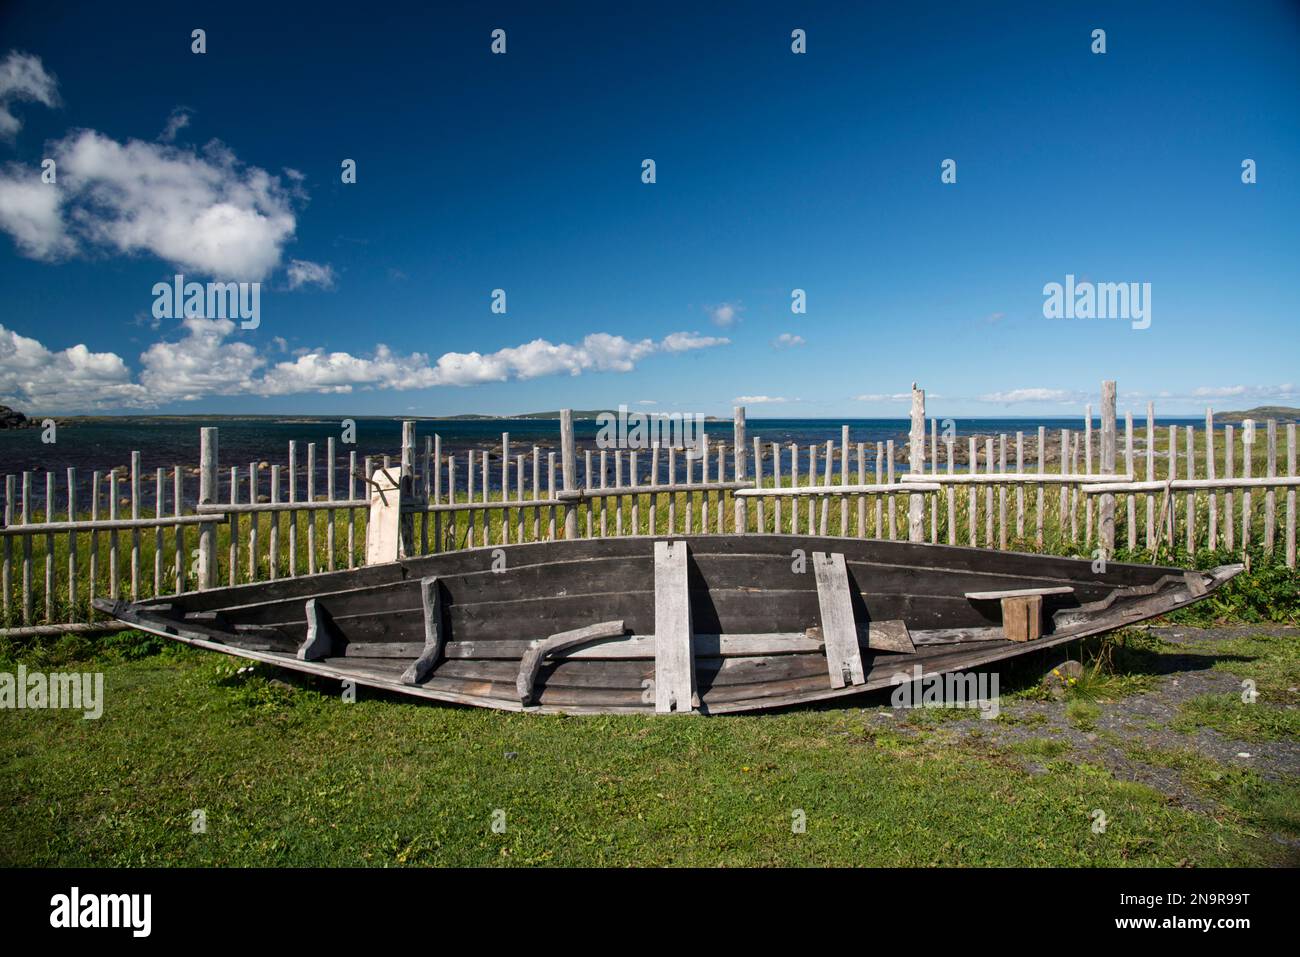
[1043,659,1084,699]
[0,405,31,429]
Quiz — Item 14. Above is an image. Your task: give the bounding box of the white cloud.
[772,333,805,349]
[637,399,657,405]
[0,165,72,259]
[0,323,148,410]
[0,51,59,139]
[854,392,913,402]
[1191,383,1297,400]
[734,395,788,404]
[708,302,742,327]
[158,107,192,143]
[977,388,1088,404]
[0,129,299,280]
[286,258,335,290]
[660,331,729,352]
[0,323,730,411]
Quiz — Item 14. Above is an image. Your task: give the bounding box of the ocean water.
[0,415,1202,511]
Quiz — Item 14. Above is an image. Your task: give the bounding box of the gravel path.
[870,626,1300,816]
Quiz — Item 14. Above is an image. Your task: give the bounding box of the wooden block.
[653,540,696,713]
[401,576,445,685]
[813,552,865,687]
[1000,594,1042,643]
[516,619,627,704]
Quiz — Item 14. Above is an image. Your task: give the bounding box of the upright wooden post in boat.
[653,540,696,713]
[733,406,747,533]
[400,420,417,556]
[365,465,403,565]
[1099,380,1117,555]
[560,409,578,540]
[198,427,218,590]
[908,384,925,543]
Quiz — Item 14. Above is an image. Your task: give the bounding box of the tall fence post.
[908,384,925,542]
[198,427,218,590]
[400,420,416,556]
[733,406,747,533]
[1100,380,1117,555]
[560,409,578,539]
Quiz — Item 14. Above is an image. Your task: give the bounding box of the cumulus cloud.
[0,166,72,258]
[0,128,300,279]
[772,333,805,349]
[286,258,335,290]
[0,323,148,410]
[708,302,742,327]
[0,51,59,139]
[0,323,730,411]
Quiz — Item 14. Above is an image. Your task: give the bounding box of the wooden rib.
[297,598,339,661]
[517,618,627,704]
[401,576,445,685]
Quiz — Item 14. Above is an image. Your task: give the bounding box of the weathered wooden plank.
[365,466,402,565]
[517,619,627,704]
[965,586,1074,600]
[653,540,695,713]
[813,551,865,688]
[401,576,445,685]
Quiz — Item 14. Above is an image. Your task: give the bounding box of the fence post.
[401,420,417,555]
[733,406,747,533]
[560,409,578,539]
[908,384,925,542]
[198,427,218,590]
[1100,380,1117,556]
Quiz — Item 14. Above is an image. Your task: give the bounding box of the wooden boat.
[94,536,1240,715]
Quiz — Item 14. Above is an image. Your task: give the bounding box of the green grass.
[1174,693,1300,743]
[2,636,1294,867]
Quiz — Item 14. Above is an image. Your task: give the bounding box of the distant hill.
[1217,406,1300,424]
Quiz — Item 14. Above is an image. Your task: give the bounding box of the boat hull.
[95,535,1241,715]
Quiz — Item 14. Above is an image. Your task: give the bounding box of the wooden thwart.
[401,576,445,685]
[964,586,1069,643]
[813,551,865,687]
[516,619,627,704]
[653,540,696,713]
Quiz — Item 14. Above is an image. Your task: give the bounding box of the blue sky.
[0,0,1295,418]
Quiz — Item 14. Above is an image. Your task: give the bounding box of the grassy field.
[1,625,1297,867]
